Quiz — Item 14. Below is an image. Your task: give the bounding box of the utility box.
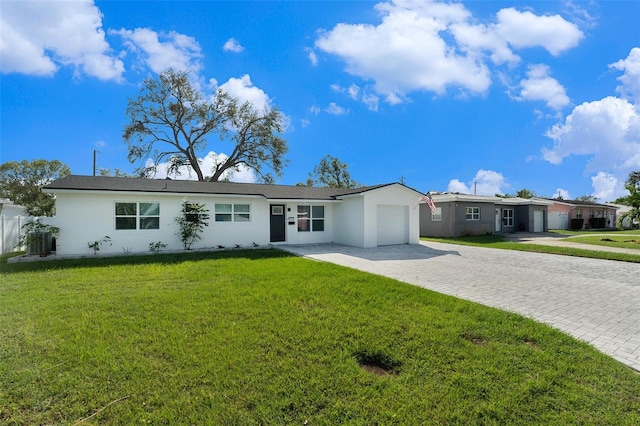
[27,232,53,256]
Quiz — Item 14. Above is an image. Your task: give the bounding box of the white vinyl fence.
[0,214,29,254]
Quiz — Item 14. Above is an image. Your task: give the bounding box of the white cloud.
[309,105,321,115]
[516,64,570,109]
[330,83,379,111]
[591,172,620,202]
[450,21,520,66]
[300,118,311,128]
[447,169,507,195]
[609,47,640,104]
[223,38,244,53]
[315,0,491,101]
[494,8,584,56]
[0,0,124,80]
[219,74,271,111]
[542,96,640,172]
[148,151,256,183]
[325,103,348,115]
[553,188,571,199]
[315,1,583,105]
[112,28,202,74]
[305,47,319,66]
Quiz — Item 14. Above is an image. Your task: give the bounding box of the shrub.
[175,200,210,250]
[570,219,584,230]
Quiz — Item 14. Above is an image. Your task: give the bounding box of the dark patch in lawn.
[355,350,401,376]
[523,338,540,349]
[601,238,615,242]
[624,239,639,244]
[460,331,487,345]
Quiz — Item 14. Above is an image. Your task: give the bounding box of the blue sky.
[1,0,639,201]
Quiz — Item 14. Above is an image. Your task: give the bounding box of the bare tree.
[124,69,287,182]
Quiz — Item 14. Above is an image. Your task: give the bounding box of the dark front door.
[270,204,286,242]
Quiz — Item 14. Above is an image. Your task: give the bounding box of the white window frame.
[215,203,251,223]
[115,202,160,230]
[502,209,514,227]
[466,206,480,221]
[431,207,442,221]
[297,205,325,232]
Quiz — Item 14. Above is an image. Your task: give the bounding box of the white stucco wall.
[51,191,272,256]
[333,196,366,247]
[333,184,420,248]
[274,202,335,245]
[361,185,420,248]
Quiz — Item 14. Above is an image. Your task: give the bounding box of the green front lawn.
[566,235,640,250]
[1,250,639,424]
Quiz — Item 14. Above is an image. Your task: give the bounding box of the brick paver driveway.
[281,241,640,371]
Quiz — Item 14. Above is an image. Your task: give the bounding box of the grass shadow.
[0,247,296,274]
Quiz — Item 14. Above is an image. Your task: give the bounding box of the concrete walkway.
[280,242,640,372]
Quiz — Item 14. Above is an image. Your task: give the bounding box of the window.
[298,205,324,232]
[115,202,159,230]
[215,204,251,222]
[502,209,514,227]
[431,207,442,221]
[466,207,480,221]
[589,210,595,218]
[576,209,582,219]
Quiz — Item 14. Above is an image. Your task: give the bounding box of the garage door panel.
[377,205,408,246]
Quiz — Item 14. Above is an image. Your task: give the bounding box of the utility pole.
[93,150,99,176]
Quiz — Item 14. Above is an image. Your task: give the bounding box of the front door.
[495,208,501,232]
[270,204,286,242]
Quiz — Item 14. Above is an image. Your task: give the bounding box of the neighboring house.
[420,193,551,238]
[540,198,619,230]
[43,175,423,256]
[607,203,636,228]
[0,199,30,254]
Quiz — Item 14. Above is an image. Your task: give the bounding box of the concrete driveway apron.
[280,241,640,372]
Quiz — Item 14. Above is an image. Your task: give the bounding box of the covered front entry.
[270,204,285,242]
[376,205,409,245]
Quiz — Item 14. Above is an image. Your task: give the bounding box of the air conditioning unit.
[27,232,53,256]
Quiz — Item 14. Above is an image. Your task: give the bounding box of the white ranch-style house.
[43,175,423,256]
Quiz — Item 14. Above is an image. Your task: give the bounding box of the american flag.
[422,193,437,214]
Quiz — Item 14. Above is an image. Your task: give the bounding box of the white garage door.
[548,212,568,230]
[533,210,544,232]
[377,205,409,246]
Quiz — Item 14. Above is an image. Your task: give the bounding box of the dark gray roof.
[539,197,616,208]
[44,175,404,200]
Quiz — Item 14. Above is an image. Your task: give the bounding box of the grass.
[421,234,640,263]
[566,235,640,250]
[548,229,640,236]
[1,249,640,424]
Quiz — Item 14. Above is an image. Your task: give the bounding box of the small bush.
[570,219,584,230]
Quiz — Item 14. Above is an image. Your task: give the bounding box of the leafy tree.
[174,200,210,250]
[98,168,132,178]
[617,171,640,229]
[575,195,599,203]
[124,69,287,183]
[299,155,360,188]
[0,159,71,216]
[516,189,536,199]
